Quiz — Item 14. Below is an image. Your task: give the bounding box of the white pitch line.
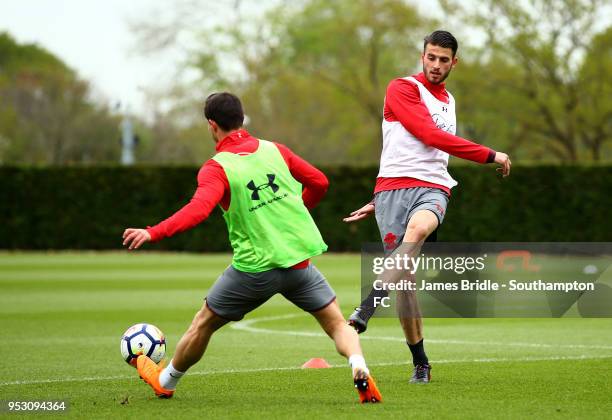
[231,313,612,350]
[1,354,611,387]
[3,314,612,388]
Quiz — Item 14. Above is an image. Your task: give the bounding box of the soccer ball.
[120,323,166,367]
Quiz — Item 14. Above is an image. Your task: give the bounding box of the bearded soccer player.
[343,30,511,383]
[122,92,382,403]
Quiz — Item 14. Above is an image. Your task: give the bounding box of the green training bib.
[212,140,327,272]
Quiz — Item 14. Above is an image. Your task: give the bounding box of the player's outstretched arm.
[122,228,151,250]
[494,152,511,177]
[343,202,375,223]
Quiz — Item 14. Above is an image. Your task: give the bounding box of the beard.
[423,65,451,84]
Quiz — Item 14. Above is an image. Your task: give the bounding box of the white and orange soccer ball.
[120,323,166,367]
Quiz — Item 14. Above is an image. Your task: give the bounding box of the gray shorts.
[205,264,336,321]
[374,187,449,251]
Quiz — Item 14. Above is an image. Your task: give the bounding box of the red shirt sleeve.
[274,142,329,209]
[146,161,227,242]
[146,141,328,242]
[385,78,496,163]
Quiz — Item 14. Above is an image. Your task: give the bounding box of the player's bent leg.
[348,243,420,334]
[349,217,434,335]
[172,303,229,371]
[403,209,439,244]
[283,265,381,402]
[311,300,382,403]
[312,300,361,359]
[137,303,229,398]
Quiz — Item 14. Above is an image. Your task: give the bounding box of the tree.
[131,0,611,164]
[577,27,612,161]
[0,32,120,165]
[441,0,612,162]
[245,0,433,162]
[132,0,431,164]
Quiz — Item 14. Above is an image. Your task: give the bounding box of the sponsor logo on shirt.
[431,113,455,133]
[246,174,289,212]
[247,174,279,200]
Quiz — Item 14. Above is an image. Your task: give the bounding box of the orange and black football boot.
[136,355,174,398]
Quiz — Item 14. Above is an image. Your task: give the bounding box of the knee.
[405,223,430,243]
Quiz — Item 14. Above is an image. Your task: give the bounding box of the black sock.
[407,339,429,366]
[360,287,389,309]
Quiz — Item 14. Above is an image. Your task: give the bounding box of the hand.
[494,152,511,177]
[343,203,375,223]
[122,228,151,250]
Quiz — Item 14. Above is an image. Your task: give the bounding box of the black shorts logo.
[247,174,279,200]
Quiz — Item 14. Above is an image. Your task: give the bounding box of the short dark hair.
[204,92,244,131]
[423,30,458,56]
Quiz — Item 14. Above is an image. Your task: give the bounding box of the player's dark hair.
[423,30,458,56]
[204,92,244,131]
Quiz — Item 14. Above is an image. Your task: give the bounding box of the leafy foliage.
[0,32,120,164]
[131,0,611,164]
[443,0,612,162]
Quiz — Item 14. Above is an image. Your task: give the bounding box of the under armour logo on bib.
[247,174,279,200]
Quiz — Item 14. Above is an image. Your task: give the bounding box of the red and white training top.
[379,75,458,189]
[376,72,496,195]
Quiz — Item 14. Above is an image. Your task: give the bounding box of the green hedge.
[1,165,610,251]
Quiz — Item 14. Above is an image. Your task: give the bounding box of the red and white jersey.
[378,76,458,189]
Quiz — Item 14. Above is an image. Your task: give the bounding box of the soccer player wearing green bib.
[122,92,382,403]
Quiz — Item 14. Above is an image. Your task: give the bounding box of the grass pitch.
[1,252,611,419]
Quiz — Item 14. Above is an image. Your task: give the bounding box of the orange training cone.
[301,358,331,369]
